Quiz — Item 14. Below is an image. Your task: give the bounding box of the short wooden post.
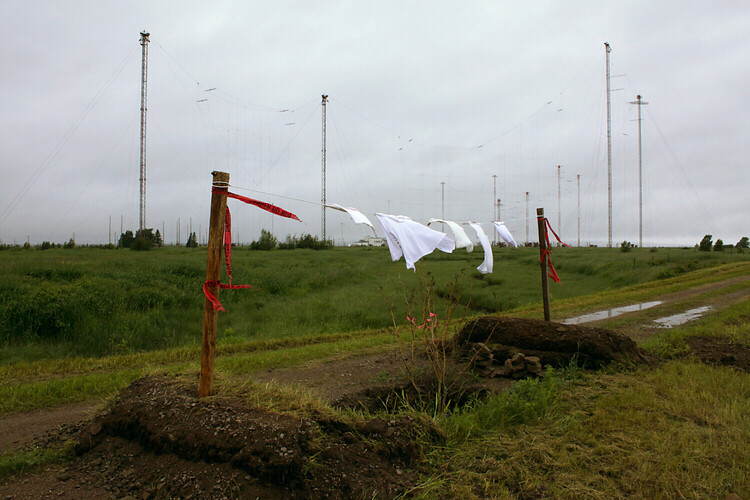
[199,171,230,397]
[537,207,551,322]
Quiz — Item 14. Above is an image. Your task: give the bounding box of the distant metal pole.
[630,94,649,248]
[577,174,581,247]
[492,175,497,244]
[557,165,561,235]
[525,191,530,244]
[139,31,150,231]
[440,181,446,232]
[605,42,613,248]
[109,216,111,245]
[321,94,328,241]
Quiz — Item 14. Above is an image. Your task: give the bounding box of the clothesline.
[226,183,543,225]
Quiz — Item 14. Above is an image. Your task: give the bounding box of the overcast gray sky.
[1,1,748,247]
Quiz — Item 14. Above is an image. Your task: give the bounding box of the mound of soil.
[69,376,444,499]
[456,316,650,368]
[687,336,750,372]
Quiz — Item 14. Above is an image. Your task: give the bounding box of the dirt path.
[0,402,99,454]
[563,274,750,335]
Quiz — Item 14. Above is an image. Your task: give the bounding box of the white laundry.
[376,214,455,270]
[492,221,518,247]
[327,203,376,234]
[427,218,474,253]
[468,222,493,274]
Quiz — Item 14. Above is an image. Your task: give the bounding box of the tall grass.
[1,246,747,362]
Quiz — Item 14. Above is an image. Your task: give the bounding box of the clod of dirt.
[69,376,444,499]
[456,316,650,368]
[687,336,750,372]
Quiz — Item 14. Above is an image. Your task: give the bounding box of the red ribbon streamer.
[212,188,301,221]
[539,217,569,284]
[203,187,299,311]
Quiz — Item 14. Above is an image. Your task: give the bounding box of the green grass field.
[1,245,748,363]
[1,246,748,497]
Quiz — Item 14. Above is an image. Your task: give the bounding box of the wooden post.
[537,207,551,322]
[199,171,230,397]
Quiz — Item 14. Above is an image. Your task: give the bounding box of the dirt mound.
[687,336,750,372]
[69,376,443,499]
[456,316,650,369]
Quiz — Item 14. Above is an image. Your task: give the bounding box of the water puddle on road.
[562,301,663,325]
[653,306,713,328]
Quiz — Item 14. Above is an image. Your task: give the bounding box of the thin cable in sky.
[0,46,138,226]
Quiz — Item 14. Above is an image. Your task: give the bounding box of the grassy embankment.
[1,245,747,363]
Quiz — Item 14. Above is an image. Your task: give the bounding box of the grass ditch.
[411,361,749,499]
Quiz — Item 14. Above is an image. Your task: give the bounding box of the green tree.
[620,240,633,253]
[737,236,749,249]
[713,239,724,252]
[699,234,712,252]
[118,230,135,248]
[186,232,198,248]
[154,229,163,247]
[63,237,75,249]
[250,229,277,250]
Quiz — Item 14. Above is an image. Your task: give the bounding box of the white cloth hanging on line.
[326,203,376,234]
[376,214,455,270]
[427,218,474,253]
[468,222,493,274]
[492,221,518,247]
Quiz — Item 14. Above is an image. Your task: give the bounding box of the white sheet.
[427,218,474,253]
[327,203,376,234]
[468,222,493,274]
[376,214,455,270]
[492,221,518,247]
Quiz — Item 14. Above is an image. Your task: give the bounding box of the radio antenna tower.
[605,42,612,248]
[321,94,328,241]
[629,94,648,247]
[139,30,150,231]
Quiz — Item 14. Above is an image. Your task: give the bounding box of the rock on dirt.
[67,376,444,499]
[456,316,651,369]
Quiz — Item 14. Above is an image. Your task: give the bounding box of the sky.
[1,0,748,247]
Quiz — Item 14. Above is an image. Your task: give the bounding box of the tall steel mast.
[605,42,612,247]
[321,94,328,241]
[139,31,150,231]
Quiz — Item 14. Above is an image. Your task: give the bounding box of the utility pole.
[605,42,613,248]
[630,94,648,248]
[109,216,111,245]
[492,174,497,244]
[577,174,581,247]
[525,191,530,244]
[440,181,446,231]
[321,94,328,242]
[139,30,150,231]
[557,165,561,235]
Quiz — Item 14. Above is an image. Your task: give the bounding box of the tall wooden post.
[537,207,551,321]
[199,171,229,397]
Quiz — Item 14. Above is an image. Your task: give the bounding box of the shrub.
[278,234,332,250]
[620,241,633,253]
[250,229,277,250]
[713,239,724,252]
[698,235,712,252]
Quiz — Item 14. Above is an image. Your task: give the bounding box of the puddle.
[653,306,712,328]
[562,301,663,325]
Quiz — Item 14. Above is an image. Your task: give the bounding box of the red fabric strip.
[212,188,301,221]
[538,217,567,284]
